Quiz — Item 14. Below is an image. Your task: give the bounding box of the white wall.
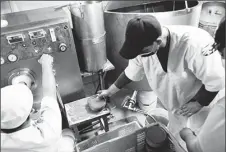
[1,1,76,14]
[1,1,89,29]
[1,1,110,14]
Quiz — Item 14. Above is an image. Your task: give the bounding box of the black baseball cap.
[119,15,162,59]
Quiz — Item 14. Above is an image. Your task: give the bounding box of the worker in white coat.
[1,54,76,152]
[97,15,225,147]
[180,16,225,152]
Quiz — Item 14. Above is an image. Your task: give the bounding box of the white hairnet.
[1,84,33,129]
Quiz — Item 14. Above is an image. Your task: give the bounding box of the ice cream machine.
[1,7,85,109]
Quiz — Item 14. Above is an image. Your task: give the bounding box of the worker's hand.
[180,128,196,142]
[180,128,202,152]
[97,89,112,100]
[177,101,203,117]
[202,43,215,56]
[38,54,53,67]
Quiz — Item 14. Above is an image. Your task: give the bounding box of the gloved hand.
[97,84,120,100]
[38,54,54,67]
[176,101,203,117]
[97,89,112,100]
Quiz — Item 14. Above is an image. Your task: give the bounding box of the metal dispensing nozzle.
[121,90,149,115]
[121,91,137,110]
[121,91,157,123]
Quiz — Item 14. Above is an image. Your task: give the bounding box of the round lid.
[146,125,167,148]
[87,95,106,112]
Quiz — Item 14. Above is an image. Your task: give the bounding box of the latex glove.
[38,54,53,67]
[97,90,111,100]
[177,101,203,117]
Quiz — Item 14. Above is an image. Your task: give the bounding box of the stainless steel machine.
[1,7,85,109]
[71,1,107,72]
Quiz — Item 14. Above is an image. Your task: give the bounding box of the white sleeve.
[124,56,145,81]
[35,96,62,140]
[197,98,225,152]
[186,41,225,92]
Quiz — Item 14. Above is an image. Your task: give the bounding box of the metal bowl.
[87,95,107,112]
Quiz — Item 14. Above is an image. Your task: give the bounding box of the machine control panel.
[1,7,85,105]
[1,23,70,65]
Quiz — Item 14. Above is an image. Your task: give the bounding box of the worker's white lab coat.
[1,96,62,152]
[197,94,225,152]
[124,25,225,147]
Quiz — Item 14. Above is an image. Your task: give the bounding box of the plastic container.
[137,91,157,112]
[146,125,167,148]
[81,123,186,152]
[145,108,169,127]
[75,121,141,152]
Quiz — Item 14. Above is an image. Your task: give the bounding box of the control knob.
[59,43,67,52]
[1,57,5,65]
[7,54,18,62]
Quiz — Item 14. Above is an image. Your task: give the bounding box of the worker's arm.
[186,38,225,106]
[98,72,132,98]
[180,98,225,152]
[179,85,219,116]
[34,54,62,144]
[98,56,144,99]
[40,55,56,100]
[114,71,132,89]
[193,85,218,106]
[179,35,225,117]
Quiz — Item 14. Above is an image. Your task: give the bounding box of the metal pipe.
[185,1,189,9]
[173,1,175,11]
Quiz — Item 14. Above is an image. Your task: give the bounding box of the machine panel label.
[28,29,46,39]
[6,34,24,44]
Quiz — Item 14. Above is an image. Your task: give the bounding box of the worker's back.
[1,96,62,152]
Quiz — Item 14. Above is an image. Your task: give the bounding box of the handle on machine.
[56,85,67,118]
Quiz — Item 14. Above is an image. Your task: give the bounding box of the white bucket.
[145,108,169,127]
[137,91,157,112]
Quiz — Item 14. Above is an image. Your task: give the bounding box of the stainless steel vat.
[71,1,107,72]
[104,1,202,91]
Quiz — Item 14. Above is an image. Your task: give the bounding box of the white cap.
[1,84,33,129]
